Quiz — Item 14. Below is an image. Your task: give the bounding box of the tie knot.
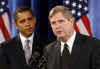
[25,40,30,43]
[25,40,30,48]
[64,43,68,48]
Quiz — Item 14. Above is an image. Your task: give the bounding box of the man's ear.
[33,17,36,24]
[14,22,18,29]
[70,17,74,25]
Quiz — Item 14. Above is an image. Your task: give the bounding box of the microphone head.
[33,51,40,57]
[29,51,41,68]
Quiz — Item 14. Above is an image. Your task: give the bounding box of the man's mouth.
[25,27,33,30]
[56,31,62,34]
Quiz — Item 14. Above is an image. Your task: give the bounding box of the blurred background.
[0,0,100,45]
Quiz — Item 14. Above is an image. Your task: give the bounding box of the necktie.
[62,43,70,56]
[61,43,70,69]
[24,40,31,64]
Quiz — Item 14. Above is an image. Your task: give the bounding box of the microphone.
[29,51,41,68]
[29,51,47,69]
[37,55,47,69]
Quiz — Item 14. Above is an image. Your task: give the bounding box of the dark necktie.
[62,43,70,56]
[61,43,71,69]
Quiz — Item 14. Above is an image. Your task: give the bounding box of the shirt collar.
[61,31,76,53]
[66,30,76,48]
[19,33,34,49]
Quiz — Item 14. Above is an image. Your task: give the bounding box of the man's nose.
[55,23,60,29]
[25,20,31,25]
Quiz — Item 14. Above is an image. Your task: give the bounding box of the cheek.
[16,25,23,30]
[32,24,36,28]
[51,26,56,31]
[51,27,56,32]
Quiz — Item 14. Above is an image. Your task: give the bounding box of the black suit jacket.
[44,33,100,69]
[0,35,45,69]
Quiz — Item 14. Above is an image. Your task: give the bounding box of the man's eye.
[59,20,64,23]
[20,20,25,24]
[28,17,33,21]
[51,22,56,25]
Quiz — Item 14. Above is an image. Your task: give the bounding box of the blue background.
[8,0,100,41]
[89,0,100,39]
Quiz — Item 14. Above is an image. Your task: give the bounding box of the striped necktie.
[61,43,70,69]
[24,40,31,64]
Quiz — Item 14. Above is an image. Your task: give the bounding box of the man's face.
[14,11,36,38]
[49,12,74,39]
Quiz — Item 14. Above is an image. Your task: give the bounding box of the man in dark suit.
[43,5,100,69]
[0,7,44,69]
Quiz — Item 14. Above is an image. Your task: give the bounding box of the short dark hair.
[14,6,35,21]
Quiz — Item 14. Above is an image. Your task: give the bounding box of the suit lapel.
[15,36,26,64]
[29,36,41,64]
[32,36,38,53]
[70,33,82,64]
[53,40,61,57]
[31,36,40,56]
[51,41,61,69]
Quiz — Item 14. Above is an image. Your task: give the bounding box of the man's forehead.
[50,13,65,20]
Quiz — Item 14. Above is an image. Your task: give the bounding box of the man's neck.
[59,30,75,42]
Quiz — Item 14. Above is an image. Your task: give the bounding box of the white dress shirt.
[60,31,76,55]
[19,33,34,54]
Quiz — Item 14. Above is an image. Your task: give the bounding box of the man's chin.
[25,33,33,37]
[57,35,64,37]
[57,35,64,39]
